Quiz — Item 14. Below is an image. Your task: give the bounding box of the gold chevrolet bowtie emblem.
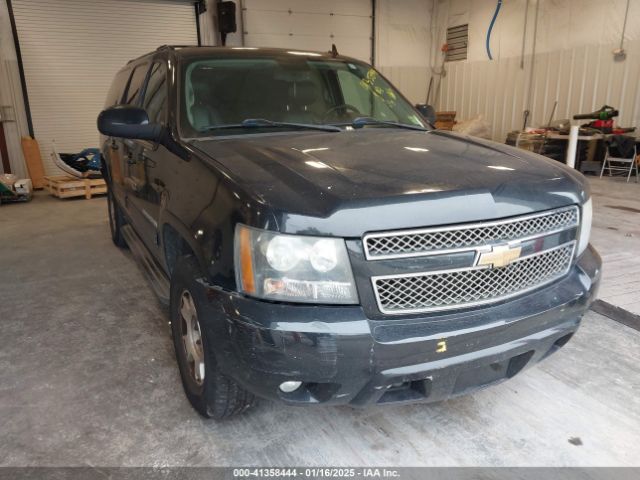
[477,244,522,268]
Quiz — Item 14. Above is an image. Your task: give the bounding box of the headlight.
[577,198,592,256]
[234,224,359,304]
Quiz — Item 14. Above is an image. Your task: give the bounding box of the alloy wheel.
[179,290,205,385]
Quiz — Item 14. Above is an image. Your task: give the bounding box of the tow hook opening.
[378,378,433,404]
[506,350,535,378]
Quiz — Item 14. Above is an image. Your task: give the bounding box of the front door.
[122,137,161,254]
[123,61,170,258]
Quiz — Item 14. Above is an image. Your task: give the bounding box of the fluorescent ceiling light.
[404,188,442,194]
[287,51,322,57]
[305,161,330,169]
[404,147,429,152]
[488,165,515,171]
[301,147,330,154]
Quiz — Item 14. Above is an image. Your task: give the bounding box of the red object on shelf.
[592,119,614,129]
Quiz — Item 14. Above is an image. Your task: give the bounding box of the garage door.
[11,0,198,175]
[242,0,372,63]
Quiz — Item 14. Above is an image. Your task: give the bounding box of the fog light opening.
[554,332,574,348]
[279,381,303,393]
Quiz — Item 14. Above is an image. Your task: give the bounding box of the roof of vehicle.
[128,45,362,64]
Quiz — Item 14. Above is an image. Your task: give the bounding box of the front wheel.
[170,255,255,419]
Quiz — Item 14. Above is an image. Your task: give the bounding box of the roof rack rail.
[127,45,198,64]
[156,45,198,51]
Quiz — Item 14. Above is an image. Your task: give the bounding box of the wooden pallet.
[44,175,107,199]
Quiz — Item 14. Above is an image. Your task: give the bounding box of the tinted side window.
[124,63,150,105]
[143,62,168,124]
[105,68,131,107]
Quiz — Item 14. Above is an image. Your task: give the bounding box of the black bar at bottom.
[0,467,639,480]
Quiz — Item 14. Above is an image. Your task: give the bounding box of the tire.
[107,190,127,248]
[170,255,255,419]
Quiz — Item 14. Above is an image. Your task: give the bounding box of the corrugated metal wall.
[378,66,429,105]
[374,0,435,105]
[436,40,640,142]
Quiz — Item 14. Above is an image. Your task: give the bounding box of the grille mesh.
[365,207,578,259]
[373,243,574,314]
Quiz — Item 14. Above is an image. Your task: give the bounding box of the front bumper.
[196,245,601,406]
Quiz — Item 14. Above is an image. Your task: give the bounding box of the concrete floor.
[1,178,639,467]
[589,177,640,315]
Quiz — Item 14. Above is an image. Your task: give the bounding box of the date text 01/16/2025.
[232,468,400,478]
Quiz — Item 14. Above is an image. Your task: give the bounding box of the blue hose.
[486,0,503,60]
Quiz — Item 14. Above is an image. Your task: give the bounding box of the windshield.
[180,56,425,136]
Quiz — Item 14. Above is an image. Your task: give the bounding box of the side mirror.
[97,105,162,141]
[415,104,436,125]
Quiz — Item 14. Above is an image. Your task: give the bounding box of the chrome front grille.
[372,242,575,314]
[364,206,579,260]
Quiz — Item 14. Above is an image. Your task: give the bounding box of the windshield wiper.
[349,117,428,131]
[201,118,342,133]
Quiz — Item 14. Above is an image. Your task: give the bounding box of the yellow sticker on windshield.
[359,68,397,109]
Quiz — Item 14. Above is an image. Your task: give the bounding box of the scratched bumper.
[196,245,601,406]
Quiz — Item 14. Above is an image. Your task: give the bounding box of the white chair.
[600,138,638,183]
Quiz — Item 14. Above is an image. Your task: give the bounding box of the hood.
[191,129,587,236]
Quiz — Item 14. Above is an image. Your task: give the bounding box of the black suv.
[98,46,601,419]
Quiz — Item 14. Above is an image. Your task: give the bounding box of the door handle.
[124,177,141,192]
[151,178,166,193]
